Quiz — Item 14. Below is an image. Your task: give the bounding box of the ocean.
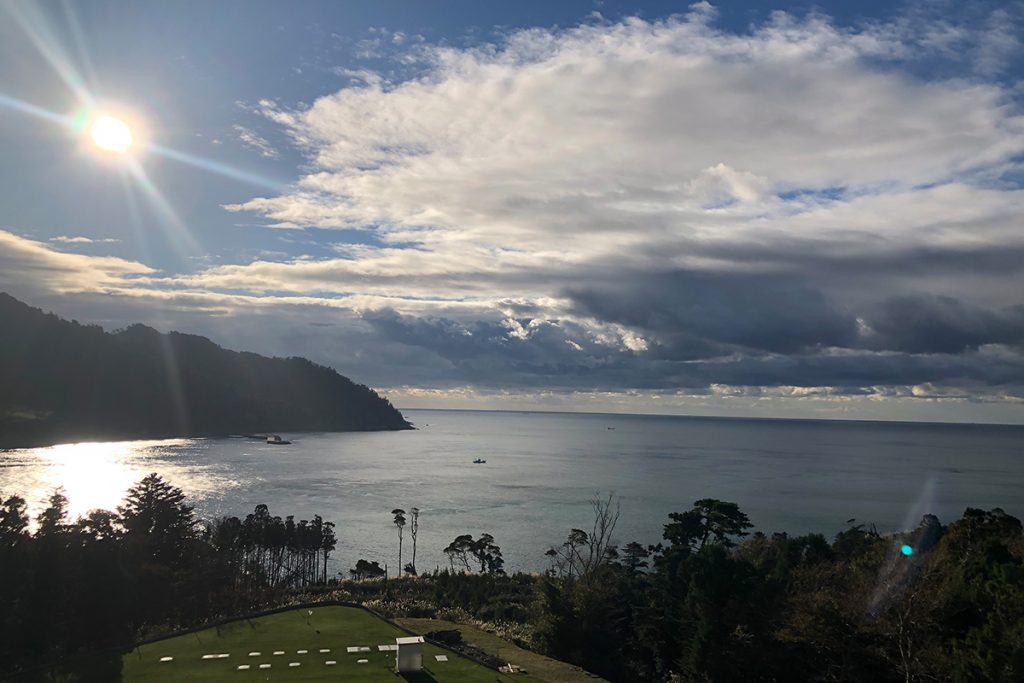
[2,409,1022,573]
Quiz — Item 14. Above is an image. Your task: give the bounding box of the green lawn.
[122,606,545,682]
[396,619,608,683]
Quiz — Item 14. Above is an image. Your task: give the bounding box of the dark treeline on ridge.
[0,293,410,448]
[0,474,340,678]
[1,476,1022,682]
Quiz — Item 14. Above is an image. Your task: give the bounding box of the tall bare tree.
[546,491,620,582]
[409,507,420,574]
[584,491,620,577]
[391,508,406,577]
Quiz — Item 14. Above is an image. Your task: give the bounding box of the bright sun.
[90,115,133,153]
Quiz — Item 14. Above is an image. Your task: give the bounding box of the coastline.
[0,421,414,451]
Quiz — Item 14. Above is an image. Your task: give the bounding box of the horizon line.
[395,405,1024,429]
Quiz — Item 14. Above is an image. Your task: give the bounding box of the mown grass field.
[122,606,545,682]
[396,618,607,683]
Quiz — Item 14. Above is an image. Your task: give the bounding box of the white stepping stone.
[297,649,308,654]
[217,654,230,659]
[248,652,260,656]
[435,655,449,662]
[159,656,173,662]
[237,665,250,671]
[326,660,337,665]
[201,654,216,660]
[259,664,271,669]
[289,662,301,667]
[358,646,371,652]
[357,658,368,664]
[273,651,284,655]
[346,647,360,653]
[319,648,330,653]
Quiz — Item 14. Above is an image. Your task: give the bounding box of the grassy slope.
[123,606,545,682]
[395,618,608,683]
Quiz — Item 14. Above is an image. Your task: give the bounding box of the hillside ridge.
[0,293,411,448]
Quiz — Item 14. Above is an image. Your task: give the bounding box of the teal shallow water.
[2,409,1022,573]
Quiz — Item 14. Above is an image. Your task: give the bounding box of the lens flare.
[89,114,133,152]
[901,544,913,556]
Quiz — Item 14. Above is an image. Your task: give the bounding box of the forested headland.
[0,293,410,448]
[1,476,1021,682]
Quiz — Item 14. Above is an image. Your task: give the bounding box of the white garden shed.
[395,635,424,672]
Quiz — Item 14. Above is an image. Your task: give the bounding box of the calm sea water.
[2,409,1022,573]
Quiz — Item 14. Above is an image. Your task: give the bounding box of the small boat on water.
[266,434,292,445]
[473,458,486,464]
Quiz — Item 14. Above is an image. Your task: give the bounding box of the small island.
[0,293,411,449]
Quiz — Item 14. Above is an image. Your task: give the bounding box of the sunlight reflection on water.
[0,438,237,523]
[1,411,1022,572]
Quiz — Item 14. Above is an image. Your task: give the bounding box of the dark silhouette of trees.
[546,528,590,578]
[0,494,29,547]
[349,558,386,581]
[205,505,337,588]
[621,541,650,574]
[120,474,197,568]
[537,493,630,679]
[442,533,504,574]
[35,489,70,536]
[546,492,621,581]
[470,533,505,574]
[0,473,344,678]
[2,475,1022,683]
[532,499,1024,683]
[0,493,30,555]
[77,509,121,542]
[444,534,474,572]
[663,497,752,551]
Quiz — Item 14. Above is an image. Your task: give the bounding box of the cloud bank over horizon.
[3,3,1024,421]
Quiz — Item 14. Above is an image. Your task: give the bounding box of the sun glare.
[89,114,133,152]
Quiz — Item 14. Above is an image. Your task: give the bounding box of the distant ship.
[266,434,292,445]
[473,458,486,464]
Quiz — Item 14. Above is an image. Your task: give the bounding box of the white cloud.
[5,7,1024,419]
[208,11,1024,322]
[971,8,1022,75]
[225,11,1021,259]
[232,124,279,158]
[1,230,151,295]
[207,11,1024,417]
[49,235,122,244]
[685,164,771,206]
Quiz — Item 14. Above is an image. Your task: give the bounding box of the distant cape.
[0,293,411,449]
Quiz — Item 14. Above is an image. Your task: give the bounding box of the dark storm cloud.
[692,239,1024,280]
[360,309,636,385]
[565,270,858,355]
[863,296,1024,354]
[354,300,1024,395]
[671,350,1024,392]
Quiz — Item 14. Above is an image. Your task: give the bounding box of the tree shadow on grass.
[398,670,439,682]
[6,649,124,683]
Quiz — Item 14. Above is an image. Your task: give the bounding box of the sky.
[1,0,1023,423]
